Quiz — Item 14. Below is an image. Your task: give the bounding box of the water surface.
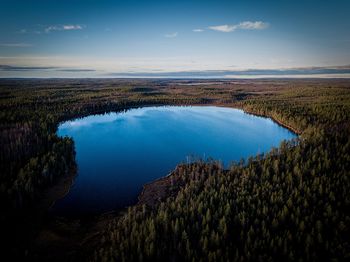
[53,106,296,216]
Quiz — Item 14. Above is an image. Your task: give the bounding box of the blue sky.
[0,0,349,78]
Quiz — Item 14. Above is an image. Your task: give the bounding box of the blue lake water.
[52,106,296,216]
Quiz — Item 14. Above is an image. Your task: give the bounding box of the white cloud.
[45,24,83,33]
[165,32,178,38]
[193,29,204,32]
[208,24,236,32]
[63,25,82,30]
[209,21,269,33]
[0,43,32,47]
[45,26,59,33]
[237,21,269,30]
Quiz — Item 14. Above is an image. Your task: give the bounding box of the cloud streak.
[209,21,269,32]
[208,25,236,33]
[164,32,178,38]
[45,24,83,33]
[238,21,269,30]
[0,64,95,72]
[193,29,204,32]
[0,65,57,71]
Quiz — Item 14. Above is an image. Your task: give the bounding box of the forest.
[0,79,349,261]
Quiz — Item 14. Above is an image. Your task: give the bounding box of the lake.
[52,106,296,216]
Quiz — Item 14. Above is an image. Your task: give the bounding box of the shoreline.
[48,102,301,215]
[137,167,180,208]
[240,108,301,135]
[192,102,301,135]
[36,165,77,213]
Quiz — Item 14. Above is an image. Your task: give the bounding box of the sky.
[0,0,349,78]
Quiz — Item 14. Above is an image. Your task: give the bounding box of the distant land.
[1,64,350,78]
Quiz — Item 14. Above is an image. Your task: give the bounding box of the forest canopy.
[0,79,349,261]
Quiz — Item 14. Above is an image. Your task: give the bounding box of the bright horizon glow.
[0,0,349,78]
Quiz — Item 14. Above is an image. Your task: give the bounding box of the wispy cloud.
[57,68,96,72]
[0,43,32,47]
[193,29,204,32]
[208,25,236,33]
[209,21,269,33]
[0,64,96,72]
[0,65,56,71]
[45,24,83,33]
[237,21,269,30]
[164,32,178,38]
